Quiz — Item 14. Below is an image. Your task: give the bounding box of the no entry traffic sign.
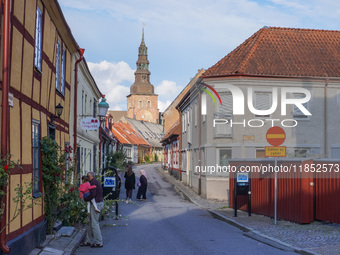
[266,126,286,146]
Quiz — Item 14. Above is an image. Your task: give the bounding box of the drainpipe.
[73,48,84,165]
[1,0,11,253]
[324,78,329,158]
[198,88,202,196]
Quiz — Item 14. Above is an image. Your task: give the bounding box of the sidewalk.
[29,226,86,255]
[156,167,340,255]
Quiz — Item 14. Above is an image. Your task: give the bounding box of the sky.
[58,0,340,112]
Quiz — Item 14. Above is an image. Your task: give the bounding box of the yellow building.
[0,0,79,253]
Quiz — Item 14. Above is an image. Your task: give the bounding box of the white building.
[70,53,102,180]
[178,27,340,201]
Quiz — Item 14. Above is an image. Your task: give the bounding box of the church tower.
[127,28,159,123]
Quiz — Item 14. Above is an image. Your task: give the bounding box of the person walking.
[136,169,148,200]
[124,165,135,203]
[81,171,104,248]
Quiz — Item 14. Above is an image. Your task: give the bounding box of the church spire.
[141,25,145,46]
[129,27,154,95]
[126,26,159,124]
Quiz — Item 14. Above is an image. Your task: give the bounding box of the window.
[85,94,87,115]
[82,90,84,116]
[48,125,56,140]
[293,93,309,119]
[218,148,232,167]
[93,99,97,118]
[61,48,66,95]
[34,7,43,71]
[215,93,232,137]
[254,92,271,118]
[80,147,83,175]
[56,41,66,95]
[89,149,92,172]
[32,121,40,195]
[147,100,151,108]
[182,114,185,133]
[93,145,97,171]
[194,103,198,127]
[56,40,60,91]
[294,148,309,158]
[139,100,143,108]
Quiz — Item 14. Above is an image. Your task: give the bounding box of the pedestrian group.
[78,166,148,249]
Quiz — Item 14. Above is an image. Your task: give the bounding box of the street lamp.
[50,103,64,124]
[98,95,109,123]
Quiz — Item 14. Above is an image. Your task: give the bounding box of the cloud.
[88,61,134,110]
[158,100,172,112]
[155,80,182,97]
[155,80,184,112]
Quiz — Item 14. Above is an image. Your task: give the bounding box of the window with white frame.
[34,7,43,71]
[187,110,190,129]
[293,93,310,119]
[82,90,84,116]
[194,102,198,127]
[254,92,271,118]
[85,94,87,115]
[61,48,66,95]
[215,92,232,137]
[32,120,40,196]
[182,114,185,133]
[56,40,60,91]
[218,148,232,167]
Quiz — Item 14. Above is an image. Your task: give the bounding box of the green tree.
[106,150,126,170]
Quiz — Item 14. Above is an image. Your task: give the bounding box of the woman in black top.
[137,169,148,200]
[124,165,135,202]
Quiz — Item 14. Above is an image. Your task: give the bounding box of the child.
[79,176,100,213]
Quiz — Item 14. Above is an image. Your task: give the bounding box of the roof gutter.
[1,0,11,252]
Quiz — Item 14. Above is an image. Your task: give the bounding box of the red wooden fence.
[314,160,340,224]
[229,159,314,224]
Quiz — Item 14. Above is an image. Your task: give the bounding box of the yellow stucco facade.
[0,0,78,244]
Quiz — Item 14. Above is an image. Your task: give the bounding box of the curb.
[207,210,319,255]
[64,228,86,255]
[155,167,320,255]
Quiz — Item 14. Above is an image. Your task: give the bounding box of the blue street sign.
[104,177,116,187]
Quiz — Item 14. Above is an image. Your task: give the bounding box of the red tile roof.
[112,125,130,145]
[161,120,180,143]
[202,27,340,78]
[112,122,150,147]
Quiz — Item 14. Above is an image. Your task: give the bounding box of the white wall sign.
[80,117,100,130]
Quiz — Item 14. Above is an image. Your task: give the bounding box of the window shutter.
[217,93,232,115]
[293,93,308,118]
[256,93,270,110]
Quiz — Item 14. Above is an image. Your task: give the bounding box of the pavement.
[155,166,340,255]
[29,164,340,255]
[29,226,86,255]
